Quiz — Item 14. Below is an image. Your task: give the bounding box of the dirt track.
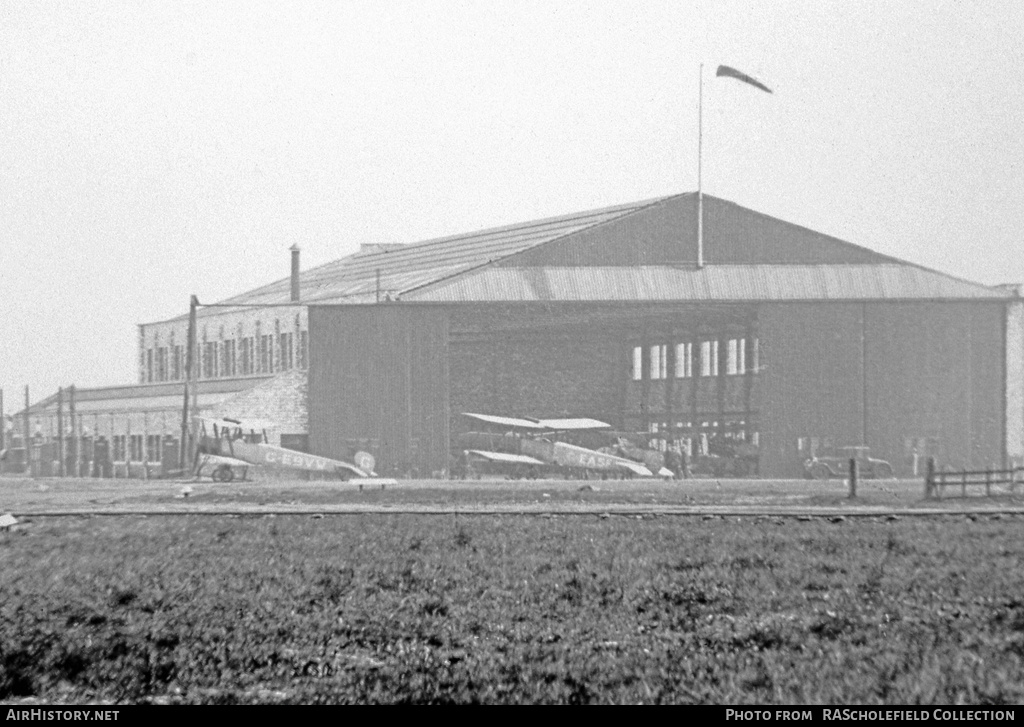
[2,474,1022,518]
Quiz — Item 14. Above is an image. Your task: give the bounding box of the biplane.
[454,413,671,479]
[193,417,391,484]
[588,431,675,478]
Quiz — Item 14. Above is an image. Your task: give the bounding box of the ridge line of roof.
[396,194,683,299]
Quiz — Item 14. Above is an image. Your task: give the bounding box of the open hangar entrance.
[308,298,1008,480]
[447,303,763,478]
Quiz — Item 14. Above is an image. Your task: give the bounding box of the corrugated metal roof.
[403,264,1011,303]
[199,196,668,314]
[21,377,271,415]
[145,192,1016,323]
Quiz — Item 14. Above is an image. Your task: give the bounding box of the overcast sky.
[2,0,1023,406]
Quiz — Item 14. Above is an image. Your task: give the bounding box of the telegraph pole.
[57,387,65,477]
[179,295,198,470]
[24,386,31,476]
[71,385,82,477]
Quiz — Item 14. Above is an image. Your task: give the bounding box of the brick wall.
[210,369,308,446]
[138,306,308,384]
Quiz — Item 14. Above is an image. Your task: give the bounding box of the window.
[700,340,719,377]
[157,347,168,381]
[221,340,236,377]
[631,346,643,381]
[240,338,250,375]
[649,344,667,380]
[259,335,270,374]
[674,342,692,378]
[129,435,143,462]
[726,338,746,375]
[298,331,308,369]
[279,332,293,371]
[171,345,183,380]
[202,342,216,379]
[752,337,760,373]
[146,349,154,383]
[146,435,161,462]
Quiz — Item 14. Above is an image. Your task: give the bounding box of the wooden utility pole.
[179,295,198,470]
[57,387,65,477]
[24,386,31,477]
[0,387,4,453]
[70,385,80,477]
[110,413,117,479]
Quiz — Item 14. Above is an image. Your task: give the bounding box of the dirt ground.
[1,473,1020,516]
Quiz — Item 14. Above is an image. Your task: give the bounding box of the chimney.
[290,244,301,302]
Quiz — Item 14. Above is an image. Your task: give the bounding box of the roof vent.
[290,245,300,302]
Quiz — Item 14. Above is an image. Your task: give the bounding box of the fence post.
[925,457,934,498]
[848,457,857,499]
[962,469,967,498]
[986,467,991,497]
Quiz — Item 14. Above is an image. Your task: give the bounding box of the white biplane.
[455,413,673,479]
[193,417,392,485]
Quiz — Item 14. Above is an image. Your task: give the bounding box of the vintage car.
[804,446,894,480]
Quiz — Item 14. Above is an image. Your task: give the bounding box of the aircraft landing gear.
[212,464,235,483]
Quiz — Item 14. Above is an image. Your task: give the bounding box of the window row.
[646,419,759,457]
[111,434,172,462]
[143,331,308,383]
[631,337,759,381]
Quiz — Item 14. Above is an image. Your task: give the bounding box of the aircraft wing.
[617,460,654,477]
[333,460,371,478]
[462,413,545,429]
[199,453,252,468]
[463,413,610,431]
[467,449,546,465]
[538,417,611,431]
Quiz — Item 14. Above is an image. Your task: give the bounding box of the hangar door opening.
[448,303,762,478]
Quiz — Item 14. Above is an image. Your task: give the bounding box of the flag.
[716,65,772,94]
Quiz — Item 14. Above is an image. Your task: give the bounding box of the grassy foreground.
[2,514,1024,704]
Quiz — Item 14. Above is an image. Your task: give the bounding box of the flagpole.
[697,63,704,269]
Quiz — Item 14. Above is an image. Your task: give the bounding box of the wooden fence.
[924,457,1024,499]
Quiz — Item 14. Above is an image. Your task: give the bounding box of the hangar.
[7,192,1023,479]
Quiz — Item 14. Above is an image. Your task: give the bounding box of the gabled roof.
[170,192,1008,318]
[206,196,667,311]
[18,377,271,416]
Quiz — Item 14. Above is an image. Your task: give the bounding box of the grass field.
[3,512,1024,704]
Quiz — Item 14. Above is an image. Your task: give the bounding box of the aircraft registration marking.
[262,449,335,471]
